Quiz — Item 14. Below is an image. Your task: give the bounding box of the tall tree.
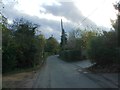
[60,19,67,50]
[2,17,53,73]
[45,36,59,54]
[13,20,37,68]
[2,18,17,72]
[113,2,120,47]
[34,34,46,65]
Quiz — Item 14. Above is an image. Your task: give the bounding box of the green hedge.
[87,31,118,65]
[117,48,120,64]
[59,50,82,61]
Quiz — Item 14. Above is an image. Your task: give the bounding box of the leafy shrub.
[2,19,46,73]
[59,50,82,62]
[45,36,59,55]
[2,24,17,73]
[116,48,120,64]
[87,31,118,65]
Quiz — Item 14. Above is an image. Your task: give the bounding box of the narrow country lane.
[33,55,118,88]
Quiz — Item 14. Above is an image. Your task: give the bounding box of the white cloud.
[41,26,54,33]
[13,0,61,17]
[74,0,117,28]
[2,0,118,41]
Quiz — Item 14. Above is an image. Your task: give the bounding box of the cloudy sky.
[1,0,118,42]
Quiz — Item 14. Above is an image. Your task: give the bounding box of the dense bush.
[2,18,60,73]
[116,48,120,64]
[87,30,118,65]
[66,29,97,58]
[45,36,59,55]
[2,24,17,73]
[59,50,82,61]
[2,19,46,73]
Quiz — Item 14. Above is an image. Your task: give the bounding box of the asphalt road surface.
[33,55,118,88]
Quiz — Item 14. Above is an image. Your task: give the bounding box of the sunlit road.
[33,55,118,88]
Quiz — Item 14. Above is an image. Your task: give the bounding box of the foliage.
[13,21,36,68]
[112,2,120,46]
[60,19,67,50]
[66,29,97,50]
[59,28,97,61]
[59,50,82,62]
[66,30,81,50]
[2,24,17,72]
[2,18,46,73]
[34,34,46,65]
[80,30,97,49]
[87,30,118,65]
[60,32,67,50]
[45,36,59,55]
[63,29,97,60]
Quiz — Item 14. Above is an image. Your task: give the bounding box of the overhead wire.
[74,0,106,31]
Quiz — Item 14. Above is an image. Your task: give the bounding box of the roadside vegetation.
[2,18,59,74]
[59,3,120,72]
[2,2,119,74]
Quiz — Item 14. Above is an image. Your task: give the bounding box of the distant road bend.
[33,55,118,88]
